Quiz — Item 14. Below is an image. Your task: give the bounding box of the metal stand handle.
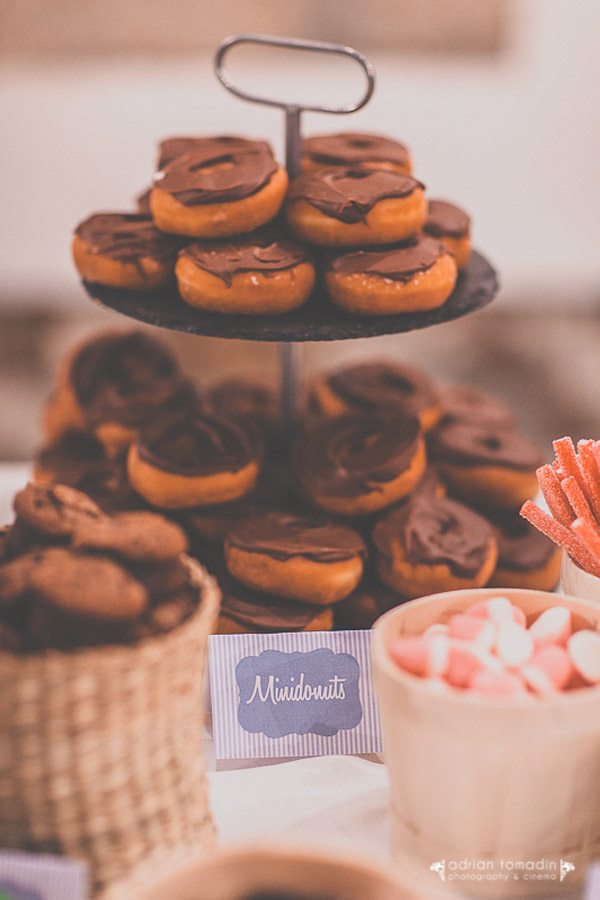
[214,33,376,427]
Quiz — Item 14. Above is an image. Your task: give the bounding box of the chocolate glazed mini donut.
[437,383,515,428]
[224,512,367,606]
[429,420,543,510]
[424,199,472,270]
[488,514,561,591]
[127,413,261,509]
[151,137,288,238]
[286,167,426,246]
[324,236,457,315]
[175,231,315,314]
[373,493,498,599]
[302,132,412,173]
[311,361,442,432]
[293,412,426,516]
[216,569,334,635]
[45,329,197,456]
[72,213,179,290]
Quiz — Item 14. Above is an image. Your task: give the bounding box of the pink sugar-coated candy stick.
[520,500,600,577]
[537,464,575,527]
[469,596,525,627]
[521,644,574,695]
[572,518,600,559]
[496,623,534,668]
[568,630,600,684]
[528,606,572,647]
[562,476,598,529]
[577,440,600,522]
[468,669,527,698]
[447,614,496,649]
[553,437,591,502]
[389,634,449,679]
[445,642,503,689]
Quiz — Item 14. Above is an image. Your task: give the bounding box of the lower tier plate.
[84,250,498,343]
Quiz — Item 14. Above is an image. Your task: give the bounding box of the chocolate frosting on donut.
[287,168,424,224]
[180,232,310,286]
[438,384,514,428]
[226,512,366,563]
[303,132,410,169]
[425,199,470,239]
[137,413,260,476]
[429,421,543,470]
[325,361,439,419]
[328,236,445,281]
[158,135,262,169]
[218,569,320,631]
[70,331,197,427]
[294,412,422,499]
[494,516,556,571]
[154,138,278,206]
[374,493,493,578]
[75,213,177,264]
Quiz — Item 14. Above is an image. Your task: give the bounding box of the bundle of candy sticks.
[521,437,600,578]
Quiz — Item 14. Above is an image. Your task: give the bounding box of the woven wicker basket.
[0,557,220,896]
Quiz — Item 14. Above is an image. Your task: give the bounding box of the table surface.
[0,464,584,900]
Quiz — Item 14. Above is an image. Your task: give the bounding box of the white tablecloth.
[0,465,584,899]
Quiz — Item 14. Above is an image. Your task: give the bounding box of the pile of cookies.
[72,132,471,317]
[0,482,197,651]
[35,328,561,634]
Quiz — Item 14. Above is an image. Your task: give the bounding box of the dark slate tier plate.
[84,250,498,343]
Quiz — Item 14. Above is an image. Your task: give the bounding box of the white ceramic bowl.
[560,548,600,603]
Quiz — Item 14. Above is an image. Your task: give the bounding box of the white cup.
[560,549,600,603]
[372,587,600,898]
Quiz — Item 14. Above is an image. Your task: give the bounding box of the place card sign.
[0,851,87,900]
[209,629,382,759]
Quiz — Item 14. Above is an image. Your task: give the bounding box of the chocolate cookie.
[14,483,103,538]
[72,511,188,562]
[4,548,148,620]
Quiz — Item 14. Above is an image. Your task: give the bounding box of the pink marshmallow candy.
[447,614,496,650]
[521,645,574,695]
[568,631,600,684]
[529,607,572,647]
[389,634,449,679]
[470,596,526,627]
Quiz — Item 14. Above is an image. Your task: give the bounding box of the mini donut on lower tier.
[215,569,333,634]
[310,360,441,432]
[334,578,406,629]
[175,231,315,314]
[324,236,457,315]
[429,420,543,510]
[224,511,367,606]
[373,493,498,599]
[487,513,562,591]
[72,213,179,290]
[437,383,515,429]
[293,411,426,516]
[424,199,472,270]
[151,138,288,238]
[286,167,426,246]
[127,413,261,509]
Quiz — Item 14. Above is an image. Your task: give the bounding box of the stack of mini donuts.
[35,329,561,634]
[72,131,472,317]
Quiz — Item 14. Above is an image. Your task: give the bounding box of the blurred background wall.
[0,0,599,458]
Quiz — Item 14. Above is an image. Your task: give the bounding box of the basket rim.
[0,555,220,670]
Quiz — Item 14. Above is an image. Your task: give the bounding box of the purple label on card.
[0,852,87,900]
[236,648,362,739]
[209,629,381,760]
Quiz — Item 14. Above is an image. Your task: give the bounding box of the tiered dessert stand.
[84,34,499,428]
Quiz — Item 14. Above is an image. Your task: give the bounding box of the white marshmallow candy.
[568,630,600,684]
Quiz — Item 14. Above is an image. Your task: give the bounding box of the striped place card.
[0,851,88,899]
[209,629,382,760]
